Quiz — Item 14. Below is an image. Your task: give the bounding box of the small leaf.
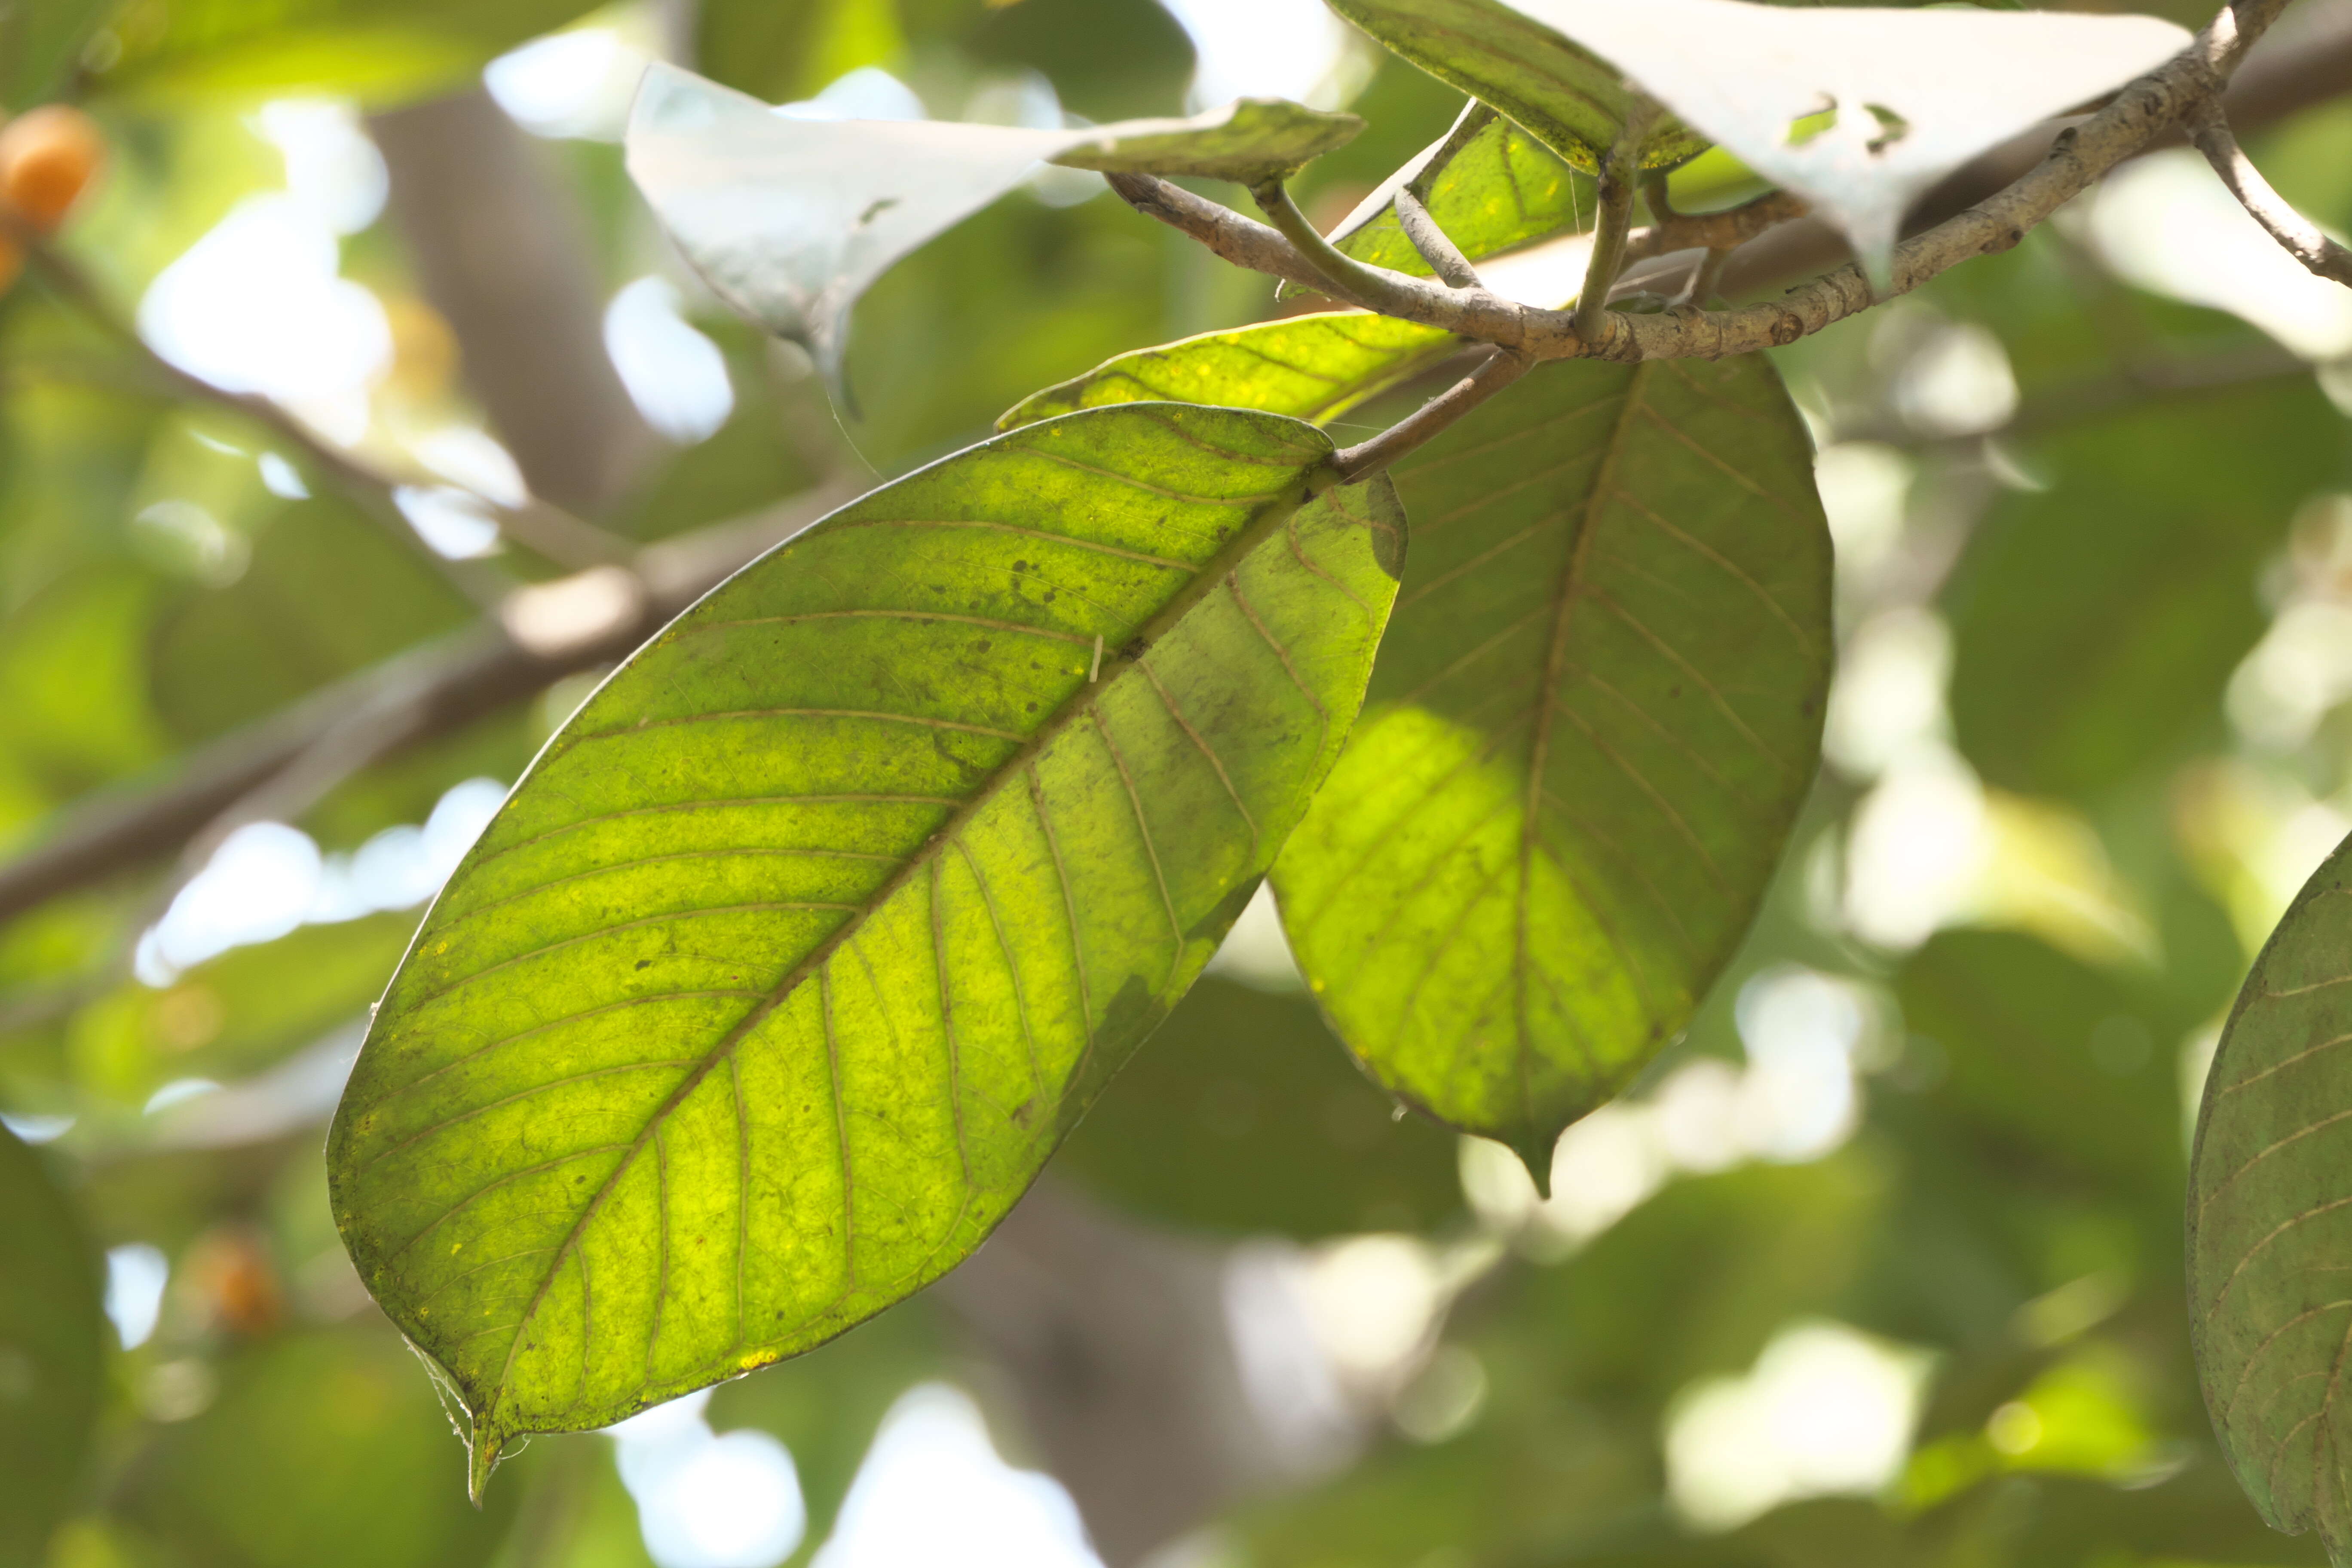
[1353,0,2192,282]
[1049,98,1367,183]
[2189,830,2352,1562]
[1272,355,1829,1183]
[1323,0,1708,172]
[625,64,1360,388]
[328,404,1402,1490]
[0,1124,105,1568]
[999,312,1459,432]
[1324,101,1592,279]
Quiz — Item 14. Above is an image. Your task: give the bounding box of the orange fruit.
[0,105,105,233]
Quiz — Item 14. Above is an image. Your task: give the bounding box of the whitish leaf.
[328,404,1401,1492]
[1324,102,1591,279]
[2190,831,2352,1563]
[1272,355,1829,1182]
[625,63,1361,386]
[0,1125,105,1568]
[1344,0,2191,281]
[999,312,1460,431]
[1323,0,1708,172]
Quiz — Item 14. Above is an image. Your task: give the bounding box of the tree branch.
[1574,108,1652,341]
[1716,0,2352,301]
[1329,349,1530,483]
[1393,187,1483,289]
[0,480,864,929]
[2187,101,2352,284]
[17,230,639,579]
[1623,190,1808,266]
[1113,0,2300,367]
[1248,178,1444,318]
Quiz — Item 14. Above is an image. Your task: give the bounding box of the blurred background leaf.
[0,1125,106,1568]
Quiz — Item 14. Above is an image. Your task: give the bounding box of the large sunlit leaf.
[0,1124,104,1568]
[625,63,1360,386]
[1346,0,2190,279]
[1322,0,1707,173]
[1000,312,1459,432]
[2189,831,2352,1563]
[1273,355,1829,1180]
[328,404,1401,1491]
[1324,102,1591,280]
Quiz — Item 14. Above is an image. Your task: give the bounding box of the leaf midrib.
[472,436,1328,1433]
[1515,361,1649,1146]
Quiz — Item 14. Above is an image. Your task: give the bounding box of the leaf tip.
[1511,1131,1557,1200]
[466,1418,505,1507]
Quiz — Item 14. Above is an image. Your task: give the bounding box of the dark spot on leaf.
[636,960,651,971]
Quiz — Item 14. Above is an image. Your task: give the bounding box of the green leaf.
[124,1325,521,1568]
[1325,102,1591,281]
[0,1124,104,1568]
[625,63,1360,387]
[1051,98,1366,183]
[1342,0,2190,279]
[2,0,113,109]
[1947,377,2341,802]
[1321,0,1707,174]
[1054,974,1464,1239]
[1272,355,1829,1181]
[1897,930,2181,1201]
[89,0,599,105]
[327,404,1402,1491]
[998,312,1458,432]
[2189,829,2352,1562]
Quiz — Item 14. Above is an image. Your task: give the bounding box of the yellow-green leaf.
[1323,0,1707,173]
[999,312,1459,432]
[327,404,1402,1492]
[1324,102,1590,281]
[1273,355,1829,1181]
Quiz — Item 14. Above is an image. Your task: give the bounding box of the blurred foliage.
[0,1127,105,1568]
[1057,974,1464,1239]
[1946,379,2349,803]
[0,0,2346,1565]
[120,1323,521,1568]
[84,0,602,107]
